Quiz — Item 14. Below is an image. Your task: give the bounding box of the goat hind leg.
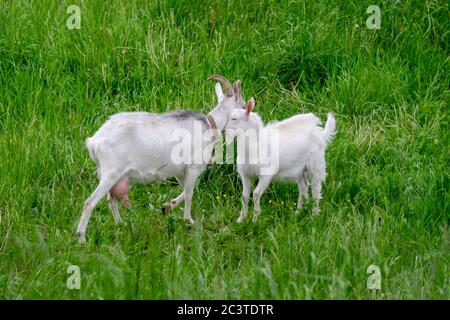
[107,193,123,225]
[76,175,118,243]
[295,171,309,214]
[310,172,324,215]
[311,180,322,215]
[309,157,326,215]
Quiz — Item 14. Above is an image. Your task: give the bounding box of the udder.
[110,177,131,208]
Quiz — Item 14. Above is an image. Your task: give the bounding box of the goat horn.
[208,75,234,96]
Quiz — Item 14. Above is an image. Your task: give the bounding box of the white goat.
[225,98,336,223]
[76,75,244,243]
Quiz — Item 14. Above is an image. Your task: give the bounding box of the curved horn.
[208,75,233,96]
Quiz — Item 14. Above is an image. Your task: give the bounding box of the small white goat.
[76,75,244,243]
[225,99,336,223]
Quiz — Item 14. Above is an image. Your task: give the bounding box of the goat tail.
[85,137,97,162]
[323,112,336,145]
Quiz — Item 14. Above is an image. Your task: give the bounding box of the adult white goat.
[225,98,336,223]
[76,75,244,243]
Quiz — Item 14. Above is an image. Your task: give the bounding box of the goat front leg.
[161,175,185,214]
[237,174,251,223]
[252,176,272,223]
[181,169,200,225]
[161,191,185,214]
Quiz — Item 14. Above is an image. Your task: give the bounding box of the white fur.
[76,81,243,243]
[226,104,336,223]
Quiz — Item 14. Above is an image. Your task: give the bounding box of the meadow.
[0,0,448,299]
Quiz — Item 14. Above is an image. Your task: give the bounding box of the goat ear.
[215,82,224,102]
[245,97,255,118]
[233,80,245,108]
[233,80,241,97]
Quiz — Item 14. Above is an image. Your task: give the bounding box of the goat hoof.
[161,203,171,214]
[76,232,86,244]
[312,207,320,215]
[236,217,244,223]
[184,218,195,226]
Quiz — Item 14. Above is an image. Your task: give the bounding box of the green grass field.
[0,0,448,299]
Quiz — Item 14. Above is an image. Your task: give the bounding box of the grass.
[0,0,448,299]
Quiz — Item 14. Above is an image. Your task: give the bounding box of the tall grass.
[0,0,448,299]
